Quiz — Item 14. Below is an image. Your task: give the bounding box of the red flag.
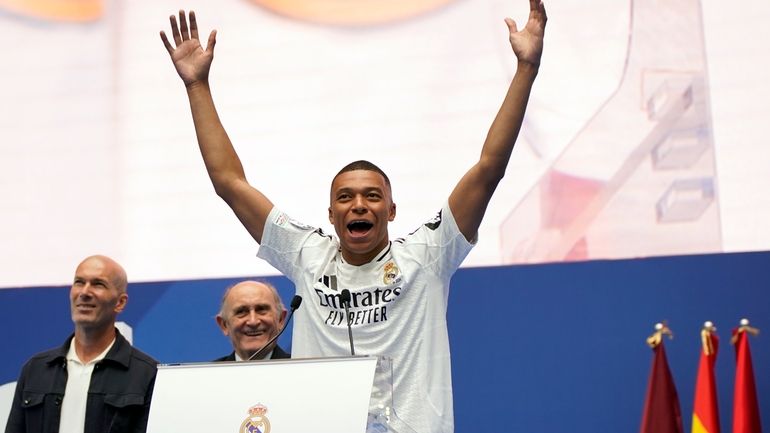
[692,322,720,433]
[641,325,684,433]
[732,321,762,433]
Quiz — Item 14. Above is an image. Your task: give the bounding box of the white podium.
[147,356,412,433]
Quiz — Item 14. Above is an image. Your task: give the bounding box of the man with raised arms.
[160,2,546,431]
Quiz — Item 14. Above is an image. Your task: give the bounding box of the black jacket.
[212,345,290,362]
[5,329,158,433]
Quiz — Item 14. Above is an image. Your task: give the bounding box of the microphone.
[248,295,302,361]
[340,289,355,355]
[290,295,302,311]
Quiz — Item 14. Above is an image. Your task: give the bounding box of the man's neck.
[74,326,116,364]
[340,239,390,266]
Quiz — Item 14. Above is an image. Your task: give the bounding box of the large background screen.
[1,0,768,286]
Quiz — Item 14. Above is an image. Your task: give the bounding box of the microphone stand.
[248,295,302,361]
[341,289,355,356]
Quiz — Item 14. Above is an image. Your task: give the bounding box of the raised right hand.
[160,10,217,87]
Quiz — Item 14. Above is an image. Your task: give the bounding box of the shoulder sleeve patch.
[274,211,289,227]
[424,209,443,230]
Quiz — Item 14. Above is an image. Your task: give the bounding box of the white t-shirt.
[258,203,474,433]
[59,338,116,433]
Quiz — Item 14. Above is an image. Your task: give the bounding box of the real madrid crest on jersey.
[383,260,400,285]
[240,403,271,433]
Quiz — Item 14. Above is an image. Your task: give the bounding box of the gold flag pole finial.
[700,320,717,355]
[646,322,674,348]
[731,318,760,345]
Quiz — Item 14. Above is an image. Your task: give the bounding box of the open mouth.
[347,220,373,236]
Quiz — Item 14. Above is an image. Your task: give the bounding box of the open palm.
[160,10,217,86]
[505,0,547,66]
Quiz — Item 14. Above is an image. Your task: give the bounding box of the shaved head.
[77,255,128,293]
[332,160,391,194]
[71,255,129,336]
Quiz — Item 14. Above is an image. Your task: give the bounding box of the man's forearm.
[481,61,539,178]
[185,81,247,196]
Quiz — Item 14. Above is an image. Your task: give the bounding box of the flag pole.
[732,318,762,433]
[640,321,684,433]
[692,320,720,433]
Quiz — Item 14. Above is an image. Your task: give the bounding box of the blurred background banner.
[1,0,769,286]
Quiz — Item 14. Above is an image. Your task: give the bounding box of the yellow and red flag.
[732,319,762,433]
[692,321,720,433]
[641,323,684,433]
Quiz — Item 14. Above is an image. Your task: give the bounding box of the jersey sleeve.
[257,207,335,282]
[399,202,476,279]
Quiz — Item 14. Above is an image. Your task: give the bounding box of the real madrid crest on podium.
[240,403,271,433]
